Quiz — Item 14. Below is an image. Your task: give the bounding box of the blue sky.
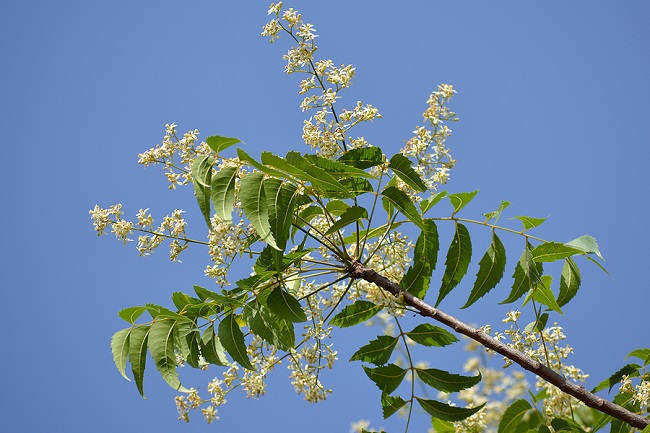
[1,1,649,432]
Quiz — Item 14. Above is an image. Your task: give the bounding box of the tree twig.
[348,261,649,430]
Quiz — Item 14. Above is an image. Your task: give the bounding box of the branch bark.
[349,261,649,430]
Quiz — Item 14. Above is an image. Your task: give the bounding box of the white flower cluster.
[500,313,590,422]
[620,374,650,412]
[89,205,190,261]
[204,215,249,286]
[263,3,381,159]
[401,84,458,193]
[137,123,213,189]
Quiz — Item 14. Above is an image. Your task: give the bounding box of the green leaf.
[381,392,407,419]
[193,180,212,228]
[144,303,193,322]
[303,154,376,179]
[436,222,472,307]
[566,235,604,260]
[128,325,150,398]
[610,418,631,433]
[483,200,510,223]
[338,146,384,169]
[626,348,650,366]
[531,242,584,263]
[363,364,407,394]
[406,324,459,347]
[343,221,404,244]
[512,215,547,231]
[205,135,241,154]
[389,153,427,192]
[400,219,439,298]
[240,172,280,250]
[381,186,424,229]
[416,398,485,422]
[243,302,295,351]
[193,285,241,307]
[498,399,532,433]
[530,275,563,314]
[462,231,506,308]
[265,179,304,250]
[558,258,581,307]
[448,190,478,215]
[550,418,588,433]
[200,323,228,366]
[416,368,481,392]
[148,319,189,392]
[267,286,307,323]
[111,328,132,381]
[171,292,201,311]
[191,155,214,227]
[420,191,448,215]
[325,199,350,215]
[218,313,254,370]
[591,364,641,393]
[501,243,542,304]
[118,306,147,324]
[350,335,399,365]
[524,313,549,333]
[191,155,214,187]
[330,300,382,328]
[237,148,286,177]
[324,205,368,236]
[176,324,201,368]
[431,418,456,433]
[284,151,355,196]
[591,412,612,433]
[210,166,238,223]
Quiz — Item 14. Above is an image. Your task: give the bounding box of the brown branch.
[348,261,649,430]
